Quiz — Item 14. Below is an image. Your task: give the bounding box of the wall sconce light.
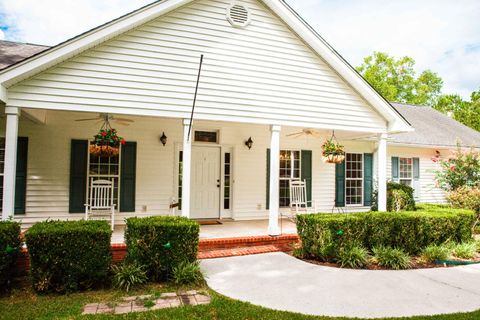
[245,137,254,150]
[160,132,168,146]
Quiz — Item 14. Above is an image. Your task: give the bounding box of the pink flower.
[449,164,456,172]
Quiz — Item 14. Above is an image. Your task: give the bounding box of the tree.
[434,89,480,132]
[356,52,443,106]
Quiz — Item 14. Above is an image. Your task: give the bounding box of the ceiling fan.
[75,113,134,126]
[286,128,322,139]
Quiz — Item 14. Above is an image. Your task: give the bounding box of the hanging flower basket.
[90,127,125,157]
[322,133,345,164]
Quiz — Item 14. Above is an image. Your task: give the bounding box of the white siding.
[1,110,377,226]
[7,0,386,133]
[387,146,447,204]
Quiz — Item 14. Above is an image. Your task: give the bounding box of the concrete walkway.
[201,252,480,319]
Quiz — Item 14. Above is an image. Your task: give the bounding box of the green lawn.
[1,283,480,320]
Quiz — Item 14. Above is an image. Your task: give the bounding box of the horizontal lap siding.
[387,146,447,204]
[8,0,386,132]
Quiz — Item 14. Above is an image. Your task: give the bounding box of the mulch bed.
[288,252,480,270]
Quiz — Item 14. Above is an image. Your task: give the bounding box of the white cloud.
[0,0,478,98]
[286,0,480,98]
[0,29,4,40]
[0,0,152,45]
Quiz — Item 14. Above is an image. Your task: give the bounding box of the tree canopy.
[356,52,479,132]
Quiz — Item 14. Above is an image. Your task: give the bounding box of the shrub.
[0,221,21,290]
[25,220,112,293]
[387,182,416,212]
[452,242,477,259]
[434,146,480,191]
[336,244,369,269]
[172,261,204,285]
[112,262,148,292]
[448,187,480,213]
[421,244,451,262]
[372,182,416,212]
[297,207,475,259]
[125,216,199,281]
[372,246,410,270]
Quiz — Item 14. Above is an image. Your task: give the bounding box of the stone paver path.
[82,290,211,315]
[201,252,480,319]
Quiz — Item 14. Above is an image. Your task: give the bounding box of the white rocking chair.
[85,178,116,230]
[287,180,317,217]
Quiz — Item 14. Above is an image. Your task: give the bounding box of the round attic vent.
[226,3,251,28]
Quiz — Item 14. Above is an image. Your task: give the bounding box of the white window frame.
[86,143,122,211]
[399,157,413,187]
[345,153,364,207]
[279,150,302,208]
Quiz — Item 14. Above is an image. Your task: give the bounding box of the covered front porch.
[1,107,389,236]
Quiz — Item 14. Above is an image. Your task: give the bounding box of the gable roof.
[0,0,411,133]
[390,103,480,148]
[0,40,49,70]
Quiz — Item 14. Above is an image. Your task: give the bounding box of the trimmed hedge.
[125,216,200,281]
[25,220,112,293]
[297,206,475,260]
[0,221,21,290]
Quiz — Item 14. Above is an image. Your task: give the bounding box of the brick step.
[198,244,291,259]
[198,234,299,251]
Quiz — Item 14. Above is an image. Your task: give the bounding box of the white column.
[2,107,20,220]
[181,119,192,218]
[268,125,281,236]
[377,133,388,212]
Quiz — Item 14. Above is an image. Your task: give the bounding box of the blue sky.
[0,0,478,99]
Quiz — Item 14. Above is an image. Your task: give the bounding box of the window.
[88,150,120,209]
[0,139,4,211]
[279,150,301,207]
[194,131,218,143]
[399,157,413,187]
[224,153,231,209]
[345,153,363,205]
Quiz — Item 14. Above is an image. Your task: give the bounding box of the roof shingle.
[390,103,480,148]
[0,40,49,70]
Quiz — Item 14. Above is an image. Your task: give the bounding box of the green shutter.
[363,153,373,206]
[391,157,399,182]
[120,142,137,212]
[69,140,88,213]
[266,149,270,210]
[335,161,346,207]
[301,150,312,205]
[14,137,28,214]
[413,158,420,179]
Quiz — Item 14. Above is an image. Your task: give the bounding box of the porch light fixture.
[160,132,168,146]
[245,137,254,150]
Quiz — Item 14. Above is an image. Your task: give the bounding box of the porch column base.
[2,107,20,220]
[268,125,281,236]
[377,133,388,212]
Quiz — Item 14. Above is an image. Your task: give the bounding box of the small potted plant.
[322,138,345,164]
[89,128,126,157]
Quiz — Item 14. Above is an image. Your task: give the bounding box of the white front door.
[190,146,221,219]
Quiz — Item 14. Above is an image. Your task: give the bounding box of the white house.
[0,0,477,235]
